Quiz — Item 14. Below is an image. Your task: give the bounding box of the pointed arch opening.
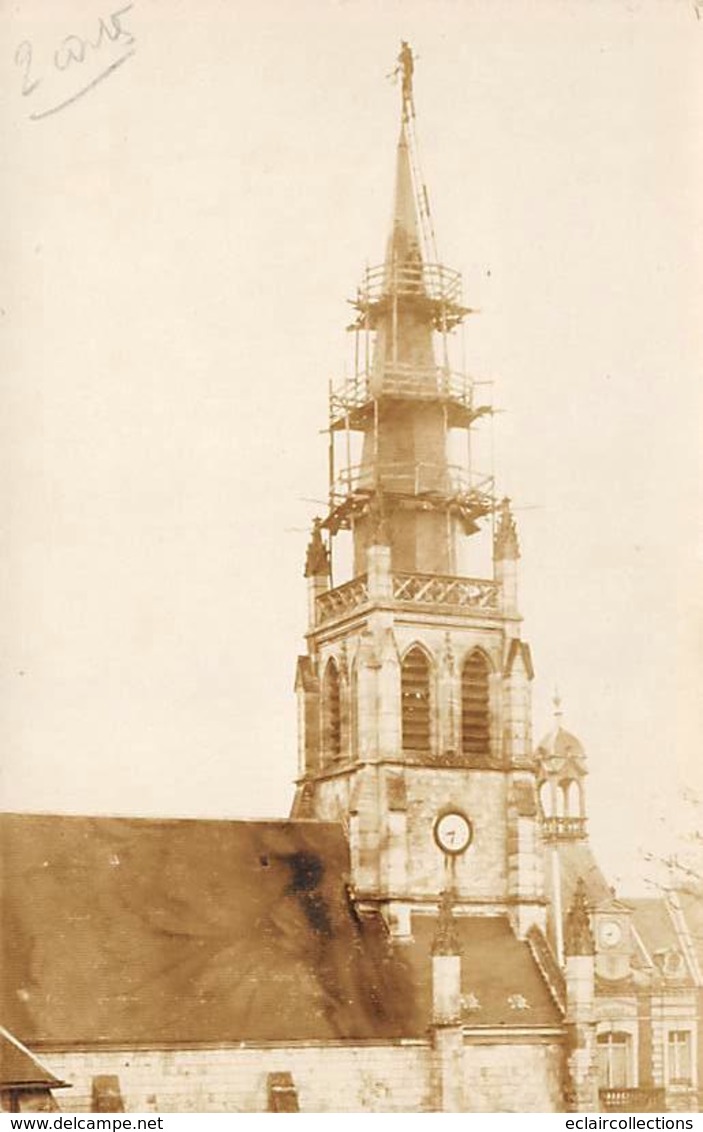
[401,646,431,755]
[461,649,491,763]
[350,661,359,760]
[322,658,342,762]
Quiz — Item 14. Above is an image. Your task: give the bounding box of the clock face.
[434,811,473,855]
[599,920,623,948]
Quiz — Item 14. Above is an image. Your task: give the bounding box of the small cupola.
[536,693,588,841]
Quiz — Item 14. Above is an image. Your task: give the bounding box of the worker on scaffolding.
[396,40,415,119]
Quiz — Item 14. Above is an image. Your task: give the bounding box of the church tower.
[293,47,545,939]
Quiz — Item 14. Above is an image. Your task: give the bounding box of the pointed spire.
[494,497,520,560]
[304,518,330,579]
[386,121,423,269]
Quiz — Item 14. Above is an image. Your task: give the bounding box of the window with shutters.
[401,646,431,755]
[461,650,491,762]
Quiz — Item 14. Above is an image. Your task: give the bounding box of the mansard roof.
[629,895,702,980]
[1,813,561,1048]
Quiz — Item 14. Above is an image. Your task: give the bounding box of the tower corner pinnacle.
[564,877,595,957]
[304,518,330,579]
[494,497,520,561]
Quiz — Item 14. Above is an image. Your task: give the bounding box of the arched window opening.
[564,779,580,818]
[539,781,553,818]
[401,647,431,755]
[323,660,342,761]
[461,650,491,762]
[555,785,566,817]
[597,1032,632,1089]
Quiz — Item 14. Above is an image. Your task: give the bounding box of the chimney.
[563,878,599,1113]
[430,889,465,1112]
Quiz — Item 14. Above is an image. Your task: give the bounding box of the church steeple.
[293,48,544,940]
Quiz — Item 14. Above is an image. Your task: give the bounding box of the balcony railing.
[314,576,369,624]
[393,572,499,611]
[541,816,587,841]
[599,1088,666,1113]
[315,571,499,626]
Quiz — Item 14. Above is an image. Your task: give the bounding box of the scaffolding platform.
[329,364,492,431]
[348,261,471,333]
[323,461,495,536]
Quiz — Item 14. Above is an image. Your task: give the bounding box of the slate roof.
[544,839,612,953]
[678,889,703,976]
[406,915,562,1028]
[629,898,679,957]
[0,1027,66,1091]
[1,813,561,1047]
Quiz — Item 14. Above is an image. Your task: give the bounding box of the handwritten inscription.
[14,5,135,121]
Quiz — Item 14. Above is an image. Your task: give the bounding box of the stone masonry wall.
[43,1043,430,1114]
[462,1041,564,1112]
[40,1038,564,1113]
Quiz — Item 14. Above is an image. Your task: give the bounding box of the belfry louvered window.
[323,660,341,760]
[401,647,431,754]
[461,650,491,761]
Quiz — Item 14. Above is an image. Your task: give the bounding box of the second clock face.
[434,811,473,855]
[599,920,623,948]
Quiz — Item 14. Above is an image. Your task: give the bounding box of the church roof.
[543,839,612,956]
[548,840,613,912]
[407,915,562,1028]
[1,813,561,1048]
[0,1027,66,1091]
[0,814,412,1046]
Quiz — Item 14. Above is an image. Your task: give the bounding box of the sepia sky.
[2,0,702,893]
